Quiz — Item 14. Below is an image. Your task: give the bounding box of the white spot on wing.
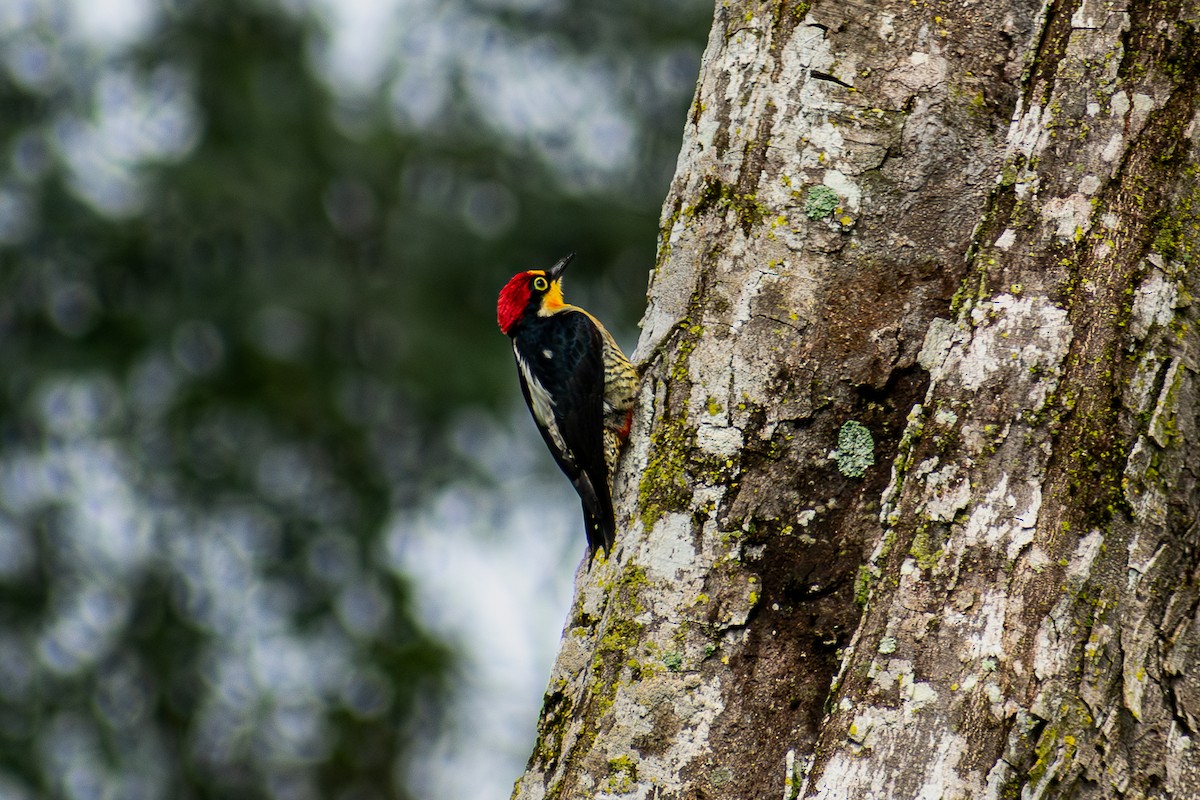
[542,348,553,359]
[515,346,572,464]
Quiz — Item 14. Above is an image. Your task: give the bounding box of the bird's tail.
[572,471,616,566]
[582,497,616,566]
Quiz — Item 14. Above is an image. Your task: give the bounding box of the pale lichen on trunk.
[512,1,1200,799]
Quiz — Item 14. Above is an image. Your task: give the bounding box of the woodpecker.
[497,253,638,561]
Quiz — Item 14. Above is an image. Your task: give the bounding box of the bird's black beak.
[548,252,575,281]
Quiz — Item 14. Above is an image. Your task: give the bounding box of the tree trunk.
[512,1,1200,798]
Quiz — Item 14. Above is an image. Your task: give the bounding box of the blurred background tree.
[0,0,709,798]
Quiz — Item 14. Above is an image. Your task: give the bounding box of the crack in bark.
[808,70,852,88]
[1041,20,1200,538]
[1022,0,1084,111]
[752,311,806,335]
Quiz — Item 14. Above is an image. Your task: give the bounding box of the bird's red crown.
[497,271,538,335]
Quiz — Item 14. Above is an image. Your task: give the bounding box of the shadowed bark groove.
[512,1,1200,798]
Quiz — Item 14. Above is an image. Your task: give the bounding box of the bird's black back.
[511,310,615,558]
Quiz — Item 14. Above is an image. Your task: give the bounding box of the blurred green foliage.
[0,0,709,797]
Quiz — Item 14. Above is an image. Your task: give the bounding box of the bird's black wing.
[512,310,614,558]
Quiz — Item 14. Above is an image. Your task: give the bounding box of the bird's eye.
[532,276,549,291]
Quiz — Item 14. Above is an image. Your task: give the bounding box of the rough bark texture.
[512,1,1200,799]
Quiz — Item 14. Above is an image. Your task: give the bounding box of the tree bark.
[512,1,1200,798]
